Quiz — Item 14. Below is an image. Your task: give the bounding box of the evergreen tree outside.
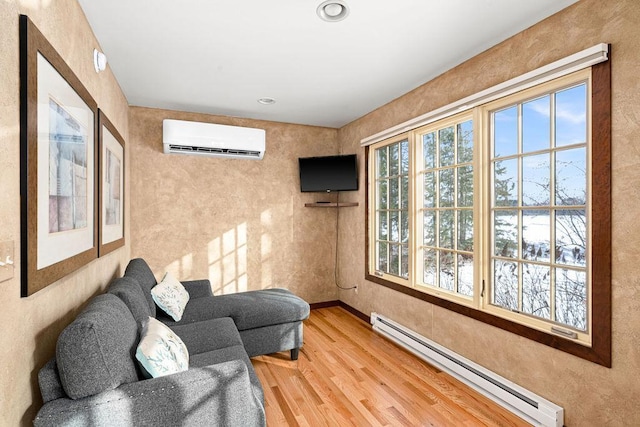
[422,118,474,296]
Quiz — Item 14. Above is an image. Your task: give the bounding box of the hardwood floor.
[252,307,530,427]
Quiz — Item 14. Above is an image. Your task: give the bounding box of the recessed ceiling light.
[257,97,276,105]
[317,0,349,22]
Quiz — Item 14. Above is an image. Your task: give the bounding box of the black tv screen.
[299,154,358,192]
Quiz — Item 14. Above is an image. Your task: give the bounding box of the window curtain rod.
[361,43,609,147]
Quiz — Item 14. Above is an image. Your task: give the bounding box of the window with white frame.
[373,138,409,281]
[487,80,589,338]
[416,114,475,300]
[366,65,610,363]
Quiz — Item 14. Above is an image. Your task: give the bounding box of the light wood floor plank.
[252,307,530,427]
[310,310,479,424]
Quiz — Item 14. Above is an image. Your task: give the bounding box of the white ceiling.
[78,0,578,128]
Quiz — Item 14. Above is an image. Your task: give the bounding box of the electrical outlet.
[0,241,15,283]
[354,285,358,294]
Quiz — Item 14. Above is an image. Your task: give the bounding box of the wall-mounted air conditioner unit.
[163,119,266,160]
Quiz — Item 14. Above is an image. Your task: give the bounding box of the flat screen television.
[298,154,358,192]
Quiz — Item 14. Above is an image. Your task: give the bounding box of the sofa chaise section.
[124,258,310,359]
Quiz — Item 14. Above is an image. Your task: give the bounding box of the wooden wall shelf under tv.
[304,202,359,208]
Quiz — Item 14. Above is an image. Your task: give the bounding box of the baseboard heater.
[370,312,563,427]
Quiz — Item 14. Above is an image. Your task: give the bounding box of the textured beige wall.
[0,1,130,425]
[4,0,638,425]
[337,0,640,425]
[129,107,340,304]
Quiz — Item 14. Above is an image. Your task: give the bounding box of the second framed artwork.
[98,110,125,256]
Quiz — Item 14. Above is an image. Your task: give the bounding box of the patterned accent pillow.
[135,317,189,378]
[151,272,190,321]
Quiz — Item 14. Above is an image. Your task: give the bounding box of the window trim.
[364,55,611,367]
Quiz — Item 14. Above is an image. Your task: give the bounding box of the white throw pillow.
[135,317,189,378]
[151,272,190,321]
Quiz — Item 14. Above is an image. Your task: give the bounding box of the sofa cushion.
[227,289,310,330]
[124,258,158,316]
[56,294,139,400]
[108,276,152,327]
[136,317,189,378]
[163,288,310,331]
[190,344,264,404]
[189,345,248,369]
[151,272,190,321]
[38,359,65,403]
[181,279,214,299]
[169,317,243,355]
[35,361,266,427]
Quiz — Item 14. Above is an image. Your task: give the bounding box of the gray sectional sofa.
[34,258,310,426]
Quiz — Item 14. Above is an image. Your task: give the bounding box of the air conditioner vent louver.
[163,119,265,160]
[167,144,261,158]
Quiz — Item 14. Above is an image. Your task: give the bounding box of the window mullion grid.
[517,103,524,313]
[372,151,377,273]
[384,192,390,273]
[549,93,558,322]
[453,127,459,294]
[550,208,557,322]
[377,146,391,274]
[487,114,495,310]
[435,132,441,289]
[394,175,398,276]
[387,150,393,274]
[397,176,403,277]
[375,185,386,273]
[517,212,523,312]
[413,136,421,287]
[417,134,435,289]
[454,207,459,293]
[390,149,395,275]
[385,147,390,274]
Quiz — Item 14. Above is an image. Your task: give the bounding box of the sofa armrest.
[181,279,214,298]
[34,361,265,427]
[170,317,244,354]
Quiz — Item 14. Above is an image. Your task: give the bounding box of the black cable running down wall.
[334,191,356,291]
